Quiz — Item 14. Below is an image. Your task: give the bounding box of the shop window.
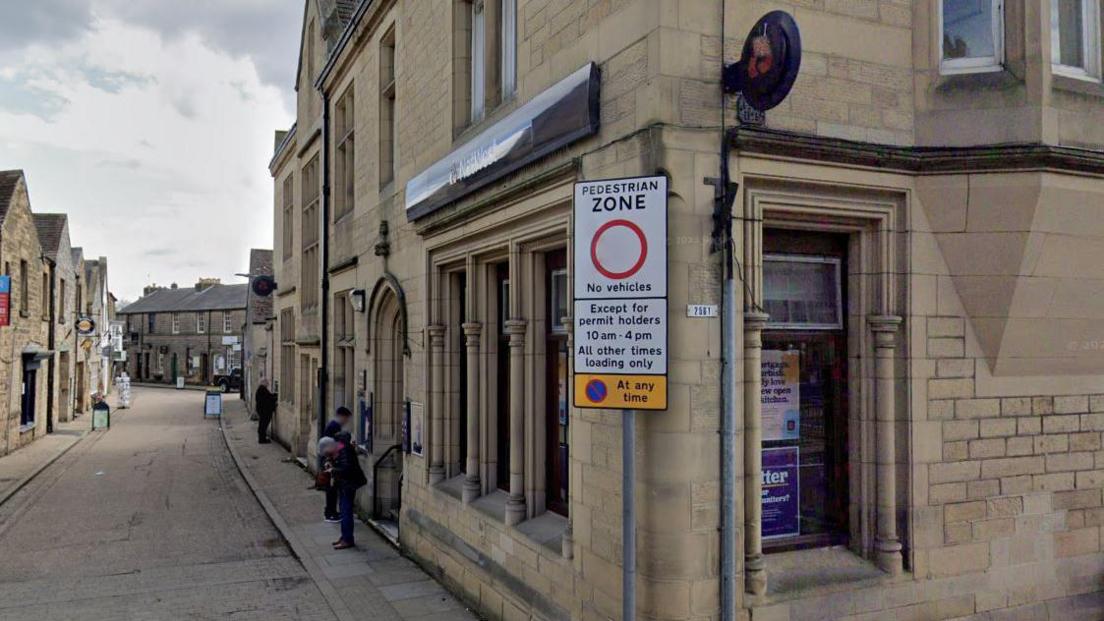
[334,86,355,221]
[940,0,1004,74]
[494,262,511,491]
[1051,0,1101,79]
[545,251,569,516]
[762,232,850,552]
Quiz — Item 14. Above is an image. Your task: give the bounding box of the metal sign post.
[573,175,668,619]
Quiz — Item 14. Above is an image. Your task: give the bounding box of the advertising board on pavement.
[573,175,668,410]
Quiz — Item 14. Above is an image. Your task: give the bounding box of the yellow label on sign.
[574,374,667,410]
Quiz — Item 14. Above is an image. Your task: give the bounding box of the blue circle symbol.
[585,379,608,403]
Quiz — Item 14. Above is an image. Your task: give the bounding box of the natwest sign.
[0,275,10,327]
[405,62,600,220]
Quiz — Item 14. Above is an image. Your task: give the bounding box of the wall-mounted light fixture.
[350,289,366,313]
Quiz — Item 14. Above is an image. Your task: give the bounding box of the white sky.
[0,2,299,302]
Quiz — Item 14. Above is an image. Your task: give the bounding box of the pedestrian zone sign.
[573,175,667,410]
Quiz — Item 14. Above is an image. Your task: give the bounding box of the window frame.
[197,312,206,334]
[171,312,180,334]
[379,26,397,189]
[223,311,233,334]
[763,254,845,332]
[1051,0,1102,80]
[939,0,1006,75]
[334,86,356,221]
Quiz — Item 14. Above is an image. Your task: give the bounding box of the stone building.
[243,248,275,414]
[118,280,247,387]
[0,171,52,457]
[272,1,1104,619]
[80,256,112,396]
[33,213,78,426]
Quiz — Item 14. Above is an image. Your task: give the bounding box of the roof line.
[315,0,373,90]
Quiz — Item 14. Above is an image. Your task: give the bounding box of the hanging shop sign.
[573,175,668,410]
[761,350,800,441]
[405,62,600,220]
[762,446,800,539]
[0,275,9,327]
[723,11,802,112]
[251,275,277,297]
[76,316,96,335]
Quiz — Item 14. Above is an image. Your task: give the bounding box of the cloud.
[0,15,291,300]
[0,0,94,53]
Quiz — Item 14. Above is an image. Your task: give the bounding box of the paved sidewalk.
[0,415,96,506]
[220,398,479,621]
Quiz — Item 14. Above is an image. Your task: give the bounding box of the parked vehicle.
[214,368,242,393]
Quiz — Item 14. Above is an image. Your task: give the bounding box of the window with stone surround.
[58,278,66,322]
[940,0,1005,74]
[334,86,355,221]
[172,312,180,334]
[19,260,27,315]
[41,271,49,320]
[742,181,906,595]
[1051,0,1101,79]
[379,26,396,188]
[197,312,206,334]
[334,290,355,411]
[223,311,233,334]
[457,0,517,128]
[280,308,295,403]
[301,154,321,313]
[424,219,572,539]
[282,173,294,261]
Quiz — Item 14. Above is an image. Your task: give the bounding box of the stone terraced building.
[270,1,1104,619]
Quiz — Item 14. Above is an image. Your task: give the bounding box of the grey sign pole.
[623,409,636,620]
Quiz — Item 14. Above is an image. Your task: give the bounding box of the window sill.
[1053,73,1104,98]
[19,423,35,434]
[19,311,29,319]
[933,67,1022,93]
[749,546,906,607]
[434,481,570,557]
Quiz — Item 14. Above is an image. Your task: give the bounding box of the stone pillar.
[428,325,447,484]
[743,311,770,596]
[462,322,482,503]
[870,315,903,575]
[504,318,527,525]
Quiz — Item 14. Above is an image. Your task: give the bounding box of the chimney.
[195,277,221,292]
[170,283,178,289]
[142,283,163,297]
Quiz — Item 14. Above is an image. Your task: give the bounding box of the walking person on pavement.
[319,406,353,522]
[319,435,366,550]
[254,380,276,444]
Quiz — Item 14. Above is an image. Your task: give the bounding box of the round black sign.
[724,11,802,112]
[251,275,277,297]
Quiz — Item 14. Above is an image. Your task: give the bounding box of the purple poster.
[762,446,800,539]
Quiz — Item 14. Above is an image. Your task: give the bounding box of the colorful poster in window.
[762,446,800,539]
[762,349,800,441]
[0,275,9,327]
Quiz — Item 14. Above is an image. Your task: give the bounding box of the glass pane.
[943,0,996,60]
[1052,0,1086,68]
[550,269,567,332]
[763,256,841,328]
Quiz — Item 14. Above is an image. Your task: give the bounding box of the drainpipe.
[45,255,56,433]
[719,1,738,618]
[318,92,332,444]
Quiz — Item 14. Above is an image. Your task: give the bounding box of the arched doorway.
[371,288,405,524]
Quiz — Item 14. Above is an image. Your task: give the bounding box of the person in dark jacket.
[320,435,366,549]
[254,380,276,444]
[319,407,354,522]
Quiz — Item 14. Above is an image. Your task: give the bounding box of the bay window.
[1051,0,1101,79]
[940,0,1004,74]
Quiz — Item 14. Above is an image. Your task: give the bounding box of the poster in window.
[762,349,800,441]
[410,401,424,457]
[762,446,800,539]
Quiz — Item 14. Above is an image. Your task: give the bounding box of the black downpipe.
[318,93,332,445]
[45,257,56,433]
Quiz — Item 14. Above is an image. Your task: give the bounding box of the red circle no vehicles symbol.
[590,219,648,280]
